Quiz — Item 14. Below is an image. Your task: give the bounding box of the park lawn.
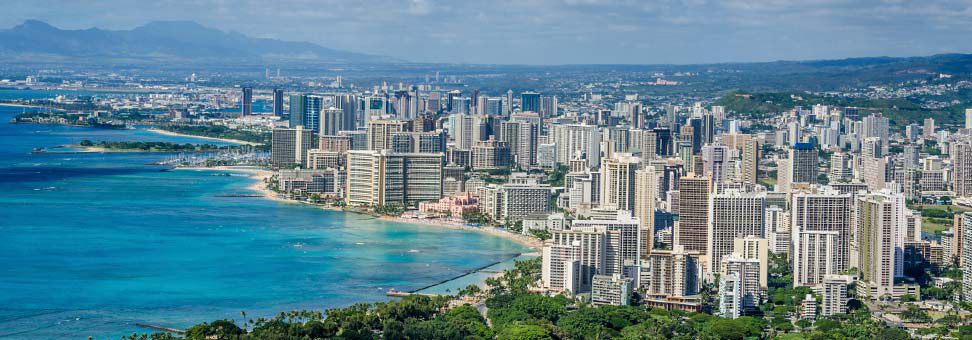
[914,204,972,235]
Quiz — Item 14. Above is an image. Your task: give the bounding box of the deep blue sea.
[0,103,527,339]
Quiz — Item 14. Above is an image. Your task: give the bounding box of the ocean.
[0,104,528,339]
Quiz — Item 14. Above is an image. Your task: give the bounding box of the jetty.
[135,323,186,334]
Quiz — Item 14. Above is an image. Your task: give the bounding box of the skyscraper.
[272,88,284,116]
[707,190,765,273]
[675,174,711,256]
[240,87,253,116]
[856,191,907,300]
[521,91,541,113]
[599,153,641,212]
[953,139,972,197]
[791,189,854,287]
[634,169,657,256]
[271,126,313,168]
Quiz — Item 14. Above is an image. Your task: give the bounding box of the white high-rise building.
[722,254,763,315]
[718,272,742,319]
[599,153,641,212]
[793,230,839,288]
[821,274,854,316]
[965,108,972,130]
[634,169,658,256]
[765,206,791,256]
[856,191,907,300]
[707,190,765,274]
[953,140,972,198]
[791,189,853,287]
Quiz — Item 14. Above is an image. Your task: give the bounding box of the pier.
[135,323,185,334]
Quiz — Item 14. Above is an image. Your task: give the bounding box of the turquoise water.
[0,105,528,339]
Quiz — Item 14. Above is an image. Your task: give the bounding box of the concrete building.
[345,150,443,207]
[707,190,765,273]
[271,126,314,168]
[643,246,703,297]
[856,191,906,300]
[634,168,658,256]
[599,153,641,212]
[471,138,513,170]
[478,184,551,221]
[676,174,711,256]
[591,274,633,306]
[791,189,854,287]
[821,275,854,317]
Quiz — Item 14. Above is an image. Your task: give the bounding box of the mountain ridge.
[0,20,397,64]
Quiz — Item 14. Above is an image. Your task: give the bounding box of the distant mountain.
[0,20,396,64]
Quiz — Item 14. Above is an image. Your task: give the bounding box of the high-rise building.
[741,139,760,185]
[733,236,769,289]
[345,150,443,207]
[675,174,711,256]
[549,124,601,167]
[573,214,641,278]
[718,272,742,319]
[702,143,730,185]
[521,91,541,113]
[545,228,605,292]
[953,140,972,197]
[791,189,853,287]
[272,88,284,116]
[479,184,551,221]
[707,190,765,273]
[471,138,512,169]
[722,254,763,315]
[499,120,538,168]
[765,206,791,256]
[366,120,409,151]
[821,274,853,317]
[862,113,890,146]
[643,246,702,297]
[634,169,657,256]
[789,143,818,184]
[599,153,641,212]
[289,94,307,128]
[240,87,252,116]
[856,191,906,300]
[271,126,314,168]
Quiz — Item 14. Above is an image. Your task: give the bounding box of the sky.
[4,0,972,65]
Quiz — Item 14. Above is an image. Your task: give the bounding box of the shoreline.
[176,165,541,250]
[146,128,263,146]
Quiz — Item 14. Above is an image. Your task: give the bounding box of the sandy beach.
[380,216,542,249]
[178,165,542,249]
[147,128,263,146]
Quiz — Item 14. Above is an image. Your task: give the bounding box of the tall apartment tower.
[366,120,408,151]
[634,169,657,256]
[599,153,641,212]
[272,88,284,116]
[675,174,711,257]
[791,189,854,287]
[856,191,906,299]
[789,143,818,184]
[953,140,972,197]
[707,190,765,273]
[240,87,253,116]
[741,139,760,185]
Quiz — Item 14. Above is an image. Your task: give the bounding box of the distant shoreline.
[147,128,262,146]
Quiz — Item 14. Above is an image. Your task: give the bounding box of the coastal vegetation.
[134,256,921,340]
[13,111,127,129]
[76,140,243,152]
[159,124,271,145]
